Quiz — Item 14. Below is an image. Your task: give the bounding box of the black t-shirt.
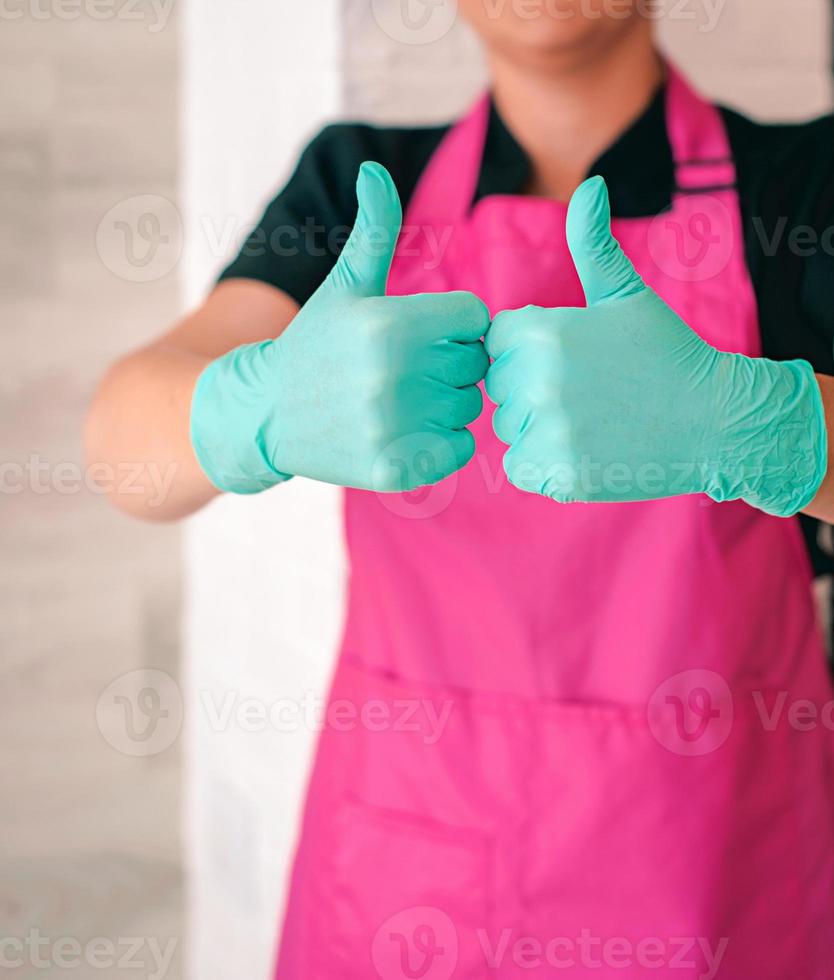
[219,86,834,574]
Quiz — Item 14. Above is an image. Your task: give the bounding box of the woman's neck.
[488,25,664,200]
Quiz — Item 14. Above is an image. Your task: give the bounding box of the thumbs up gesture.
[191,162,489,494]
[485,177,826,515]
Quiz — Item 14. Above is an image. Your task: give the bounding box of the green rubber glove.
[191,163,489,494]
[485,176,827,517]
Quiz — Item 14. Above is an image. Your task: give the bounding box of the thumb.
[329,161,403,297]
[566,175,644,306]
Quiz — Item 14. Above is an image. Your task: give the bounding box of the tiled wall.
[1,3,183,978]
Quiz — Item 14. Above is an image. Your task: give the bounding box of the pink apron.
[275,68,834,979]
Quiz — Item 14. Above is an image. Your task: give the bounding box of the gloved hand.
[191,163,489,494]
[485,176,827,517]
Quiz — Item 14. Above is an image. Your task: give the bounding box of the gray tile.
[0,4,183,972]
[0,132,57,297]
[0,853,183,979]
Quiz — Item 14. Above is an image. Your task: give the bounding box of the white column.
[180,3,831,978]
[180,6,343,979]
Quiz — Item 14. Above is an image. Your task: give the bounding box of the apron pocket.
[311,794,492,980]
[522,699,813,979]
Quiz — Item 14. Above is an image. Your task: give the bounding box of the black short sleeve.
[217,122,447,305]
[727,109,834,374]
[726,108,834,575]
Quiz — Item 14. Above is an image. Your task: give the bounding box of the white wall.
[657,0,832,118]
[181,2,832,978]
[180,6,344,979]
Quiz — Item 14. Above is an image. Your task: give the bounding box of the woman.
[87,4,834,977]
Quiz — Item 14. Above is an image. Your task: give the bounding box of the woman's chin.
[462,6,647,62]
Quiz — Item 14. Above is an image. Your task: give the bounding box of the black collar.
[475,84,675,217]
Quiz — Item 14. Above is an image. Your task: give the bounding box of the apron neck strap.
[664,64,737,193]
[404,93,491,227]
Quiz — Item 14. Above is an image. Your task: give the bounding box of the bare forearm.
[85,343,218,521]
[85,279,301,521]
[802,374,834,522]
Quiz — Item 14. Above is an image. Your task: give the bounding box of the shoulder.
[306,119,450,158]
[218,119,450,303]
[723,104,834,370]
[720,104,834,204]
[292,119,450,214]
